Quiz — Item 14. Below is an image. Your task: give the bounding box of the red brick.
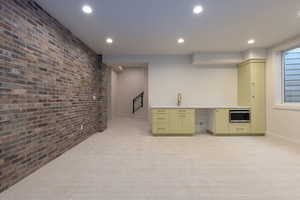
[0,0,108,193]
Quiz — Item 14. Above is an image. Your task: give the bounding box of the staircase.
[132,91,144,115]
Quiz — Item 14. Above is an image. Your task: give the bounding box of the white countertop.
[151,105,251,109]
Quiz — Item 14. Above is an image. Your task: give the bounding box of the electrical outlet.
[80,124,84,130]
[93,96,96,100]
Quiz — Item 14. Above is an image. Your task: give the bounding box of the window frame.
[272,38,300,111]
[281,46,300,104]
[281,50,286,104]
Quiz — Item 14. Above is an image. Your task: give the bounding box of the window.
[283,47,300,103]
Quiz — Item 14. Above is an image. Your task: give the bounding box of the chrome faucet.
[177,93,182,106]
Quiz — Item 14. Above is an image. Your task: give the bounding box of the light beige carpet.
[1,118,300,200]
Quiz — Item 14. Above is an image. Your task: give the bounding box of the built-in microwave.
[229,110,250,123]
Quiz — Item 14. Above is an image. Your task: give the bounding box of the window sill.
[273,104,300,111]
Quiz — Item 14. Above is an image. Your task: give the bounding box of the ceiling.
[36,0,300,55]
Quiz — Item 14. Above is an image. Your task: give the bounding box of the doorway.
[108,65,148,120]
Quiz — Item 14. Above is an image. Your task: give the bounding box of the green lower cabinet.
[152,108,264,136]
[152,109,196,136]
[212,109,259,136]
[213,109,230,134]
[169,109,196,135]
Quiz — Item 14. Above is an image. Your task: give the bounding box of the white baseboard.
[266,131,300,145]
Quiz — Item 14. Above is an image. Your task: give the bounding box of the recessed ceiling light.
[82,5,92,14]
[248,39,255,44]
[106,38,113,44]
[177,38,185,44]
[193,5,203,14]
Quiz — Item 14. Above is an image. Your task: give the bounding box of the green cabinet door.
[152,109,170,135]
[181,110,196,134]
[214,109,229,134]
[238,62,252,106]
[169,109,196,135]
[250,62,266,134]
[169,109,181,134]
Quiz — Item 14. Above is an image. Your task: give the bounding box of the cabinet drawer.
[152,117,169,124]
[152,120,169,128]
[152,115,168,120]
[152,109,169,120]
[152,109,169,114]
[174,109,194,114]
[152,123,169,134]
[152,112,169,118]
[229,123,250,133]
[174,109,195,118]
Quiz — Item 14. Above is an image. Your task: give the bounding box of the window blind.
[284,48,300,102]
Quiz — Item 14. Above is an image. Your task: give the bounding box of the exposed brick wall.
[0,0,108,192]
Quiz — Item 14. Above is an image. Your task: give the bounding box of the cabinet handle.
[252,82,255,99]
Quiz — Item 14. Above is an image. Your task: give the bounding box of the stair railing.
[132,91,144,114]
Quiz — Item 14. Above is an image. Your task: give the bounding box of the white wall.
[192,52,243,65]
[149,62,237,107]
[266,35,300,143]
[108,69,118,120]
[243,48,267,60]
